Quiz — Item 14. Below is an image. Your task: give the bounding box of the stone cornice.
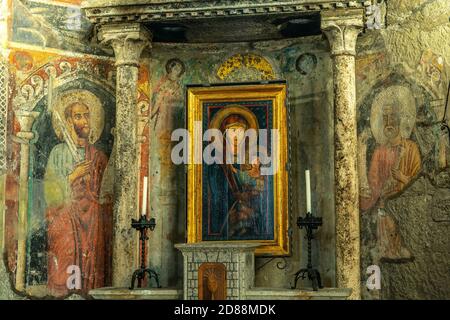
[82,0,372,24]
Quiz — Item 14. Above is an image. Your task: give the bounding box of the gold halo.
[52,89,104,144]
[209,104,259,131]
[370,85,416,145]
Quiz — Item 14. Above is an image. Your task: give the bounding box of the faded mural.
[357,22,450,298]
[2,45,153,297]
[359,84,421,263]
[5,50,117,297]
[43,89,113,296]
[2,0,109,299]
[0,0,158,297]
[10,0,107,55]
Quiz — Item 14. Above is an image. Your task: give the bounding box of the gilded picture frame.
[186,82,289,256]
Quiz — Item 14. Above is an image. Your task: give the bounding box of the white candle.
[305,170,311,213]
[142,176,148,216]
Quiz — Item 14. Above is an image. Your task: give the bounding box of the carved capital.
[321,9,364,56]
[14,110,39,143]
[98,23,152,67]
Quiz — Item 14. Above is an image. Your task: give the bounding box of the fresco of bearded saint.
[44,100,112,296]
[360,102,421,262]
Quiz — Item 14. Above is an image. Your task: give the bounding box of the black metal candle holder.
[129,215,161,290]
[441,82,450,142]
[291,212,323,291]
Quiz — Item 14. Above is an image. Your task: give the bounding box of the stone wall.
[357,0,450,300]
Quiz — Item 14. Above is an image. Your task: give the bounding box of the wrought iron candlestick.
[130,215,161,290]
[291,212,323,291]
[441,82,450,142]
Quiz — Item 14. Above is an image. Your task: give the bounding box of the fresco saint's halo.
[209,104,259,131]
[370,85,416,145]
[52,89,105,144]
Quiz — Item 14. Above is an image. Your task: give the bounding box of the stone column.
[0,59,9,254]
[321,9,363,300]
[14,110,39,291]
[98,23,152,287]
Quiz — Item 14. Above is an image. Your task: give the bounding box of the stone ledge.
[88,286,350,300]
[244,287,352,300]
[89,287,183,300]
[175,242,260,252]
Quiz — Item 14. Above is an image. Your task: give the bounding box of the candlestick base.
[130,267,161,290]
[291,267,322,291]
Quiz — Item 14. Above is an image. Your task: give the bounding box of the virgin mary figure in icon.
[205,105,269,241]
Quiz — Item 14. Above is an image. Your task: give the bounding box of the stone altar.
[175,243,258,300]
[175,242,351,300]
